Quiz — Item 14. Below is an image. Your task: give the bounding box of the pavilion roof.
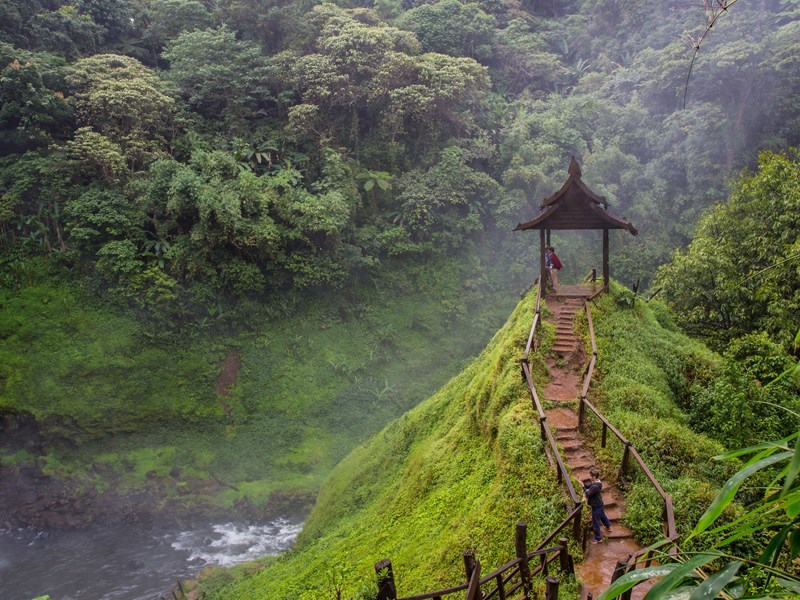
[513,158,638,234]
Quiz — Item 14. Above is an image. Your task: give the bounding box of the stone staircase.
[542,297,647,600]
[551,298,583,356]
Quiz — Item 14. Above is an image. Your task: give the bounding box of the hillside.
[0,255,516,525]
[196,284,732,599]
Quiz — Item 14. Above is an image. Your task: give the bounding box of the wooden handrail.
[584,300,597,355]
[578,300,679,557]
[400,583,468,599]
[522,281,543,362]
[521,361,580,505]
[396,544,568,600]
[533,506,582,551]
[580,398,629,445]
[466,559,482,600]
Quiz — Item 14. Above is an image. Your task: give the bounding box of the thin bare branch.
[683,0,741,109]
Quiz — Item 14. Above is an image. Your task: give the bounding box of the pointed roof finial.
[568,156,582,178]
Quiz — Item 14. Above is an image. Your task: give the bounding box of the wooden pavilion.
[514,157,637,296]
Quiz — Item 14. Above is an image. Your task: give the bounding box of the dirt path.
[542,297,645,600]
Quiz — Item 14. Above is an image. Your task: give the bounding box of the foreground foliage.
[599,431,800,599]
[658,151,800,447]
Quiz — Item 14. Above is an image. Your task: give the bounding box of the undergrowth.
[0,256,517,512]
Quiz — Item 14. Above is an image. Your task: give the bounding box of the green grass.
[0,255,518,512]
[197,287,581,600]
[193,282,749,599]
[578,283,736,544]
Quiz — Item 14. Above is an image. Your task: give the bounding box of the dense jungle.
[0,0,799,598]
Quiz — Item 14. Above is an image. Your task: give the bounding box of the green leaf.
[716,521,784,548]
[787,493,800,518]
[644,552,722,599]
[760,525,790,565]
[790,529,800,559]
[377,179,391,190]
[775,576,800,593]
[596,566,677,600]
[364,180,375,191]
[713,433,799,461]
[660,588,694,600]
[781,438,800,497]
[687,452,793,541]
[689,560,742,599]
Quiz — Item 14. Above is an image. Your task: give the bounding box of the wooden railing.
[375,522,572,600]
[521,277,543,363]
[520,278,583,541]
[374,280,679,599]
[577,298,679,579]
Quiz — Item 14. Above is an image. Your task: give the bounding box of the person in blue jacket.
[583,468,612,544]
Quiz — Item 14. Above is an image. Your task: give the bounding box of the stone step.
[605,509,624,522]
[559,439,583,451]
[566,458,594,469]
[553,344,576,353]
[606,529,633,540]
[563,448,591,460]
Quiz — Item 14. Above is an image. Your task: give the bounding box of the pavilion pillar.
[540,229,547,297]
[603,228,609,289]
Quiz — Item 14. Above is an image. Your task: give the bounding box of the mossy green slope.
[202,285,739,599]
[580,285,732,544]
[205,287,573,600]
[0,257,516,512]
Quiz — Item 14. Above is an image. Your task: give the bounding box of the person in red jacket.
[544,246,563,290]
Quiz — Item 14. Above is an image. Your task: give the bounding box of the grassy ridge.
[201,286,578,599]
[197,285,738,598]
[578,285,733,544]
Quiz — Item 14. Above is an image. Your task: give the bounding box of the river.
[0,516,304,600]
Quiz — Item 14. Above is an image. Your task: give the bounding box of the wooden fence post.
[545,576,560,600]
[463,550,477,582]
[516,521,532,598]
[619,443,632,482]
[572,502,582,542]
[558,537,573,574]
[375,559,397,600]
[610,555,633,600]
[578,397,585,431]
